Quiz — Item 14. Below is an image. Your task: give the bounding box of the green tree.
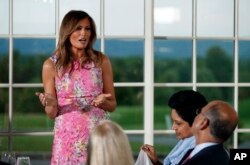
[205,46,233,82]
[0,54,9,83]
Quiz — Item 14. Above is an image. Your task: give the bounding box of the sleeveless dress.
[50,55,109,165]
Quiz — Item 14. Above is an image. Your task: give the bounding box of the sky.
[0,0,250,37]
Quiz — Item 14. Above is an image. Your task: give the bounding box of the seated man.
[179,100,239,165]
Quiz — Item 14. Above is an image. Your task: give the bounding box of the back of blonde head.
[87,120,134,165]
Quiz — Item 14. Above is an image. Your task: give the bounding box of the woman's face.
[171,109,193,140]
[70,18,91,52]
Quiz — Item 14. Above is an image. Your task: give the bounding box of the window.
[0,0,250,162]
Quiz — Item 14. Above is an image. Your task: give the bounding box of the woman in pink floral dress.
[36,10,116,165]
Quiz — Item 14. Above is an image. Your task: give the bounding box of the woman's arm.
[92,55,116,112]
[40,58,58,119]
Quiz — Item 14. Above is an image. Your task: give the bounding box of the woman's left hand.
[92,93,111,107]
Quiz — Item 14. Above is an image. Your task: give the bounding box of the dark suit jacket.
[179,144,229,165]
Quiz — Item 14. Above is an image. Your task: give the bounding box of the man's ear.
[199,118,209,130]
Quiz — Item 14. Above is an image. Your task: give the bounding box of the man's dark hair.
[168,90,208,126]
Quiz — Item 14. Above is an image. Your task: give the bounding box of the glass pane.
[197,87,233,103]
[13,136,53,164]
[105,0,144,36]
[0,88,8,132]
[13,88,54,131]
[110,87,143,130]
[60,0,100,36]
[239,0,250,37]
[239,133,250,148]
[197,0,234,37]
[13,0,55,35]
[0,137,8,151]
[154,134,177,161]
[239,41,250,82]
[154,0,192,37]
[0,38,9,83]
[154,39,192,83]
[13,38,55,83]
[105,39,144,82]
[154,87,193,130]
[128,134,143,158]
[197,40,234,82]
[239,87,250,129]
[0,0,9,34]
[93,39,101,52]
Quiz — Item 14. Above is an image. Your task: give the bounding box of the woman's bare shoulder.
[43,58,55,71]
[101,54,111,65]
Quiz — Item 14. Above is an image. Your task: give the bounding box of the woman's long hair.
[54,10,102,75]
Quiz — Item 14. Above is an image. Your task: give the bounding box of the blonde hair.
[87,120,134,165]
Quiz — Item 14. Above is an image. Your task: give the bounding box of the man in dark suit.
[179,100,239,165]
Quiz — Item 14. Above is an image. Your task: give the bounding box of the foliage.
[111,56,143,82]
[0,53,8,83]
[13,50,47,83]
[239,59,250,82]
[154,59,192,82]
[0,45,249,114]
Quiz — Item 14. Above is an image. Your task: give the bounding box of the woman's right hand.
[35,92,57,107]
[141,144,159,164]
[35,92,58,119]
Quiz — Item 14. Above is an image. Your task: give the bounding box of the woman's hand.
[35,92,57,107]
[35,92,58,119]
[92,93,111,107]
[141,144,160,165]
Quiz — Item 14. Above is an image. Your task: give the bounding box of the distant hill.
[0,38,249,58]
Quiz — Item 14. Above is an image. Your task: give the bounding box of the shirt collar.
[190,142,218,157]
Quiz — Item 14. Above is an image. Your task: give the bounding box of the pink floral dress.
[50,55,109,165]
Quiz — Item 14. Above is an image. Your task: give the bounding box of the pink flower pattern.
[50,55,109,165]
